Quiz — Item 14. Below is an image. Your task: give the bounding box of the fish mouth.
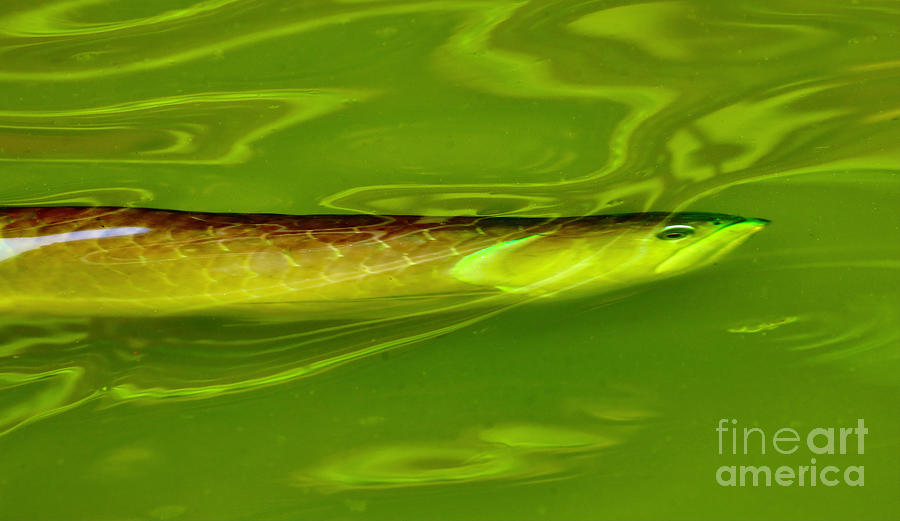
[654,217,769,274]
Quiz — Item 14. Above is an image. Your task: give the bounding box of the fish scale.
[0,207,543,314]
[0,207,767,316]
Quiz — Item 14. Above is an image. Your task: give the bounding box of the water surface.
[0,1,898,520]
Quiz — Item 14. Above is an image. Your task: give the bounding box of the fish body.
[0,207,768,434]
[0,207,768,315]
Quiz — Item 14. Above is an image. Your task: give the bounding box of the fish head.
[641,212,770,275]
[451,212,769,295]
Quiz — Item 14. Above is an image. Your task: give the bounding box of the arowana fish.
[0,207,769,315]
[0,207,767,435]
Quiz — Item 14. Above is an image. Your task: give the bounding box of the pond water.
[0,1,898,520]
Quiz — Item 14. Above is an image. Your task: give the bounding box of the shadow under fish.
[0,207,768,435]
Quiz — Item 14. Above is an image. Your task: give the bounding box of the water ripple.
[314,0,898,215]
[0,89,370,165]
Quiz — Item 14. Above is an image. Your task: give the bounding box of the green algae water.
[0,1,898,520]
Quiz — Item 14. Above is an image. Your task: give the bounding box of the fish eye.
[657,225,695,240]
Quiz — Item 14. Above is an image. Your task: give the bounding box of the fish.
[0,207,769,316]
[0,207,768,435]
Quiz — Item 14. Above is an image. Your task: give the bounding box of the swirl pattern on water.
[0,0,894,213]
[0,3,895,514]
[0,89,370,165]
[293,392,656,491]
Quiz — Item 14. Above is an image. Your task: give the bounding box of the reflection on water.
[0,89,371,164]
[298,444,542,490]
[0,0,897,519]
[0,307,503,434]
[476,423,620,451]
[0,0,894,215]
[296,396,654,491]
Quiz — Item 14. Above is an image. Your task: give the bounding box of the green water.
[0,0,898,519]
